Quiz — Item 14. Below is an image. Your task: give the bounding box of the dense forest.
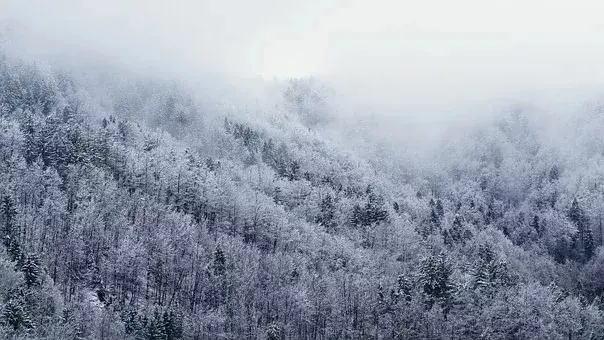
[2,43,604,340]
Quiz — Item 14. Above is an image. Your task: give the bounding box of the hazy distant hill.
[2,44,604,340]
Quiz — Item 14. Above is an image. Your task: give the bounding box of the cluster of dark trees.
[2,47,604,340]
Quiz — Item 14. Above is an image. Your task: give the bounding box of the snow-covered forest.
[2,39,604,340]
[3,1,604,339]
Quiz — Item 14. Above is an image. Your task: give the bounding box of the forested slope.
[1,49,604,340]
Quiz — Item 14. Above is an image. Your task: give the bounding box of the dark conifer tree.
[213,247,226,276]
[568,198,594,261]
[1,195,16,237]
[316,194,337,231]
[418,253,455,314]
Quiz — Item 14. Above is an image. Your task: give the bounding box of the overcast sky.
[2,0,604,117]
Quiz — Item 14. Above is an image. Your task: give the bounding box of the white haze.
[2,0,604,142]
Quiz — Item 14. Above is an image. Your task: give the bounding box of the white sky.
[2,0,604,114]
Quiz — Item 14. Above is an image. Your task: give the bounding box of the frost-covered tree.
[283,77,333,128]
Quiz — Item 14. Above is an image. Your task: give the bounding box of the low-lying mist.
[3,0,604,158]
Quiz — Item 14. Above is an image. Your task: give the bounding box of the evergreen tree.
[485,202,495,225]
[21,253,41,288]
[568,198,585,229]
[349,188,388,227]
[265,322,282,340]
[316,194,337,231]
[122,309,143,336]
[2,298,32,332]
[442,229,453,247]
[4,235,22,264]
[163,311,182,340]
[274,143,289,177]
[392,274,412,303]
[568,198,593,261]
[365,187,389,225]
[584,227,596,261]
[147,310,166,340]
[350,204,365,227]
[418,253,455,313]
[1,195,16,237]
[213,247,226,276]
[549,165,560,181]
[472,244,513,292]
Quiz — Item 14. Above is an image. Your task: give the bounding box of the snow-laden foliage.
[1,48,604,340]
